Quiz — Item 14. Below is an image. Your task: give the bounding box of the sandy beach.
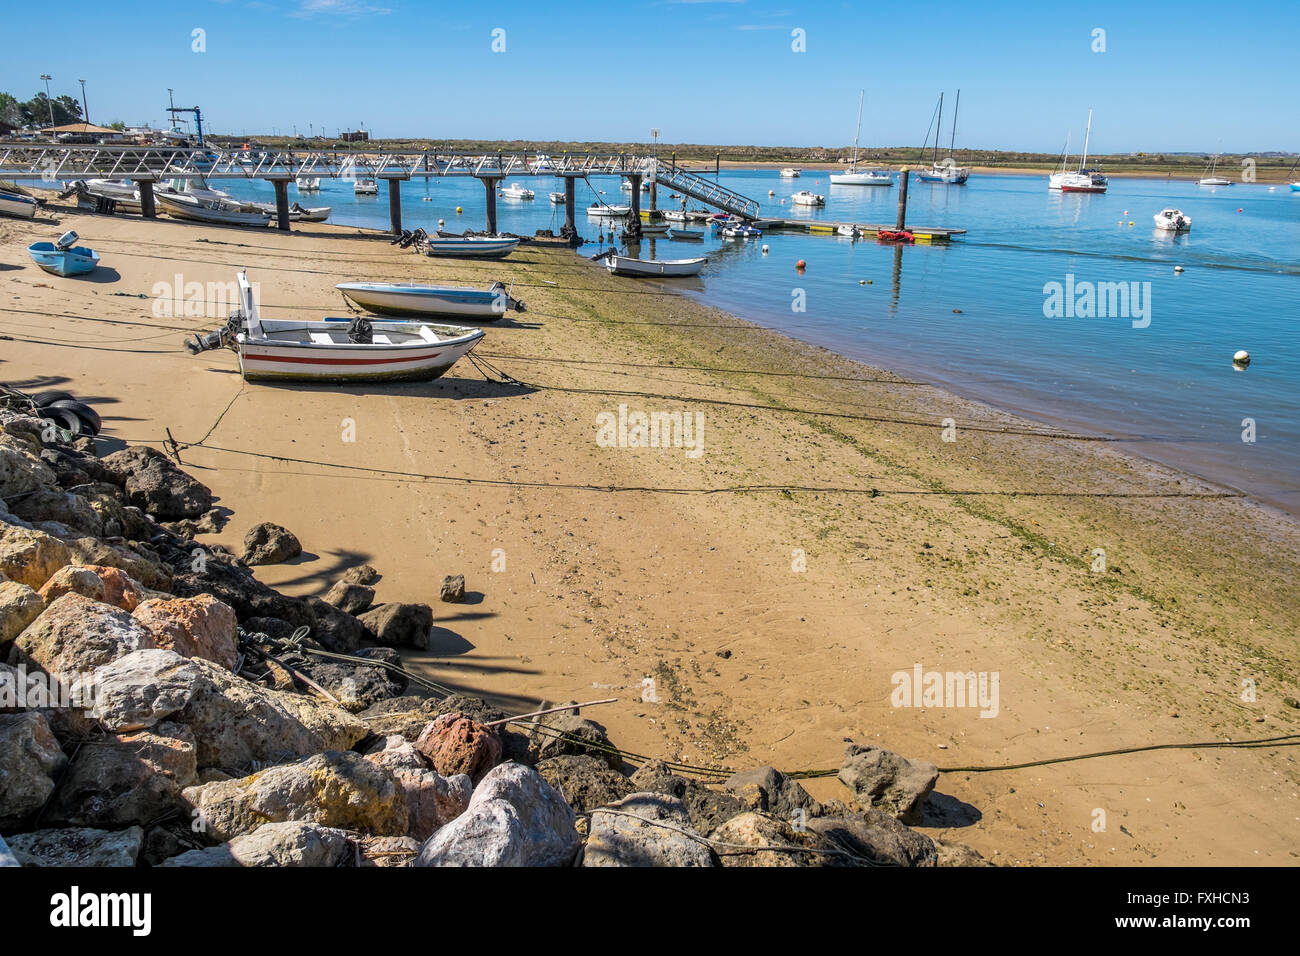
[2,200,1297,866]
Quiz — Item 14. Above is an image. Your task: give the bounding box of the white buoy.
[859,279,866,285]
[1233,349,1251,367]
[761,244,769,254]
[1174,265,1184,273]
[438,218,445,228]
[768,189,775,196]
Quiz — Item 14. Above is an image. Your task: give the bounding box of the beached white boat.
[337,280,523,319]
[604,255,706,277]
[0,187,39,220]
[780,168,801,178]
[549,191,567,204]
[296,177,321,191]
[249,201,332,222]
[501,183,534,200]
[354,179,379,195]
[158,194,272,227]
[1153,208,1192,232]
[422,235,520,259]
[829,91,893,187]
[587,203,631,217]
[791,190,826,206]
[158,177,235,204]
[186,271,485,383]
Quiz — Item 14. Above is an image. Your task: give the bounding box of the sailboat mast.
[934,93,944,163]
[1079,108,1094,172]
[949,89,960,155]
[850,89,863,170]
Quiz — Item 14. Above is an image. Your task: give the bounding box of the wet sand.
[2,202,1297,865]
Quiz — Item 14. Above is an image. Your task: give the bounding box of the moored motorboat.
[1153,208,1192,232]
[720,222,762,238]
[640,220,670,235]
[549,191,567,204]
[603,255,706,277]
[662,209,689,222]
[296,177,321,191]
[158,193,272,226]
[669,227,704,239]
[791,190,826,206]
[354,179,379,195]
[422,235,520,259]
[0,186,39,220]
[836,224,860,238]
[501,183,534,200]
[27,232,99,276]
[185,272,485,383]
[587,203,631,217]
[336,280,524,319]
[780,167,801,178]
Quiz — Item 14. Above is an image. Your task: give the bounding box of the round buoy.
[761,244,769,253]
[867,280,872,285]
[953,308,963,314]
[1174,265,1184,273]
[1233,349,1251,367]
[859,279,865,285]
[768,189,775,196]
[1123,210,1128,215]
[438,218,445,228]
[1237,207,1243,213]
[456,206,462,214]
[1128,221,1134,226]
[796,259,806,271]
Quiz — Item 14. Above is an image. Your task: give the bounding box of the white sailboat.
[916,91,971,184]
[1198,154,1232,186]
[1057,109,1108,193]
[830,90,893,186]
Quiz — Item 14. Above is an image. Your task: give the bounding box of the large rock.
[0,440,58,499]
[323,581,374,615]
[91,649,368,770]
[99,446,213,519]
[0,580,44,645]
[0,524,70,589]
[724,766,822,821]
[46,723,198,828]
[415,712,502,783]
[64,538,173,592]
[284,645,405,712]
[628,759,747,834]
[6,826,143,867]
[365,736,472,841]
[708,812,841,867]
[182,750,407,841]
[935,838,993,867]
[584,792,716,867]
[82,565,149,612]
[303,596,364,653]
[838,743,939,824]
[536,754,634,812]
[7,592,155,675]
[0,712,68,827]
[415,762,579,867]
[8,486,103,537]
[133,594,239,670]
[37,566,106,605]
[805,810,938,867]
[160,821,356,867]
[358,602,432,650]
[340,564,379,586]
[241,522,302,566]
[531,711,621,769]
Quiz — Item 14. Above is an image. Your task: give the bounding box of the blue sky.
[5,0,1296,153]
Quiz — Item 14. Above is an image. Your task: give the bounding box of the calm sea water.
[217,170,1300,514]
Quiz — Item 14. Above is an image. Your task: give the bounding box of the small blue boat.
[1291,182,1300,192]
[28,232,100,277]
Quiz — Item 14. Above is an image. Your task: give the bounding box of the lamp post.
[78,79,88,125]
[39,74,55,136]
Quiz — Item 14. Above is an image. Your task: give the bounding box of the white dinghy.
[603,255,707,277]
[185,271,485,383]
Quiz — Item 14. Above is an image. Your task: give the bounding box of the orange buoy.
[796,259,807,270]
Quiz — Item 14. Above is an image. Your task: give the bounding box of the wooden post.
[629,174,641,218]
[136,179,156,219]
[273,178,291,231]
[482,177,499,234]
[715,152,720,177]
[387,178,402,235]
[671,151,676,174]
[895,167,909,231]
[564,175,576,237]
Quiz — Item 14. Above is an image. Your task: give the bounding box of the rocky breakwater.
[0,400,987,867]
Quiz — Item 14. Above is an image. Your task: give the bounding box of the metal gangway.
[0,142,764,231]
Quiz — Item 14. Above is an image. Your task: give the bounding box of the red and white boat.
[185,272,485,383]
[1051,109,1108,193]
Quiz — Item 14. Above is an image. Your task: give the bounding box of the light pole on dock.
[39,75,55,135]
[78,79,88,125]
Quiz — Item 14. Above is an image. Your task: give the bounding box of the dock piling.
[895,167,909,231]
[135,178,156,219]
[481,176,501,234]
[386,178,402,235]
[272,178,290,231]
[562,174,577,243]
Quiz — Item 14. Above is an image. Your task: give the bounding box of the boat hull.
[829,173,892,186]
[0,190,38,220]
[158,196,271,226]
[423,237,519,259]
[604,255,706,277]
[337,282,514,319]
[236,330,485,383]
[27,242,99,277]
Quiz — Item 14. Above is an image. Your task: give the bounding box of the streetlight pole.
[78,79,88,125]
[39,74,55,135]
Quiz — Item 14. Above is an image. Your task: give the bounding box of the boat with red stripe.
[185,271,485,383]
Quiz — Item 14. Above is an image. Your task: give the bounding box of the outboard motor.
[55,231,78,251]
[184,310,245,354]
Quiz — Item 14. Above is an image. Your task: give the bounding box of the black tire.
[40,408,83,437]
[46,399,101,435]
[29,389,76,408]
